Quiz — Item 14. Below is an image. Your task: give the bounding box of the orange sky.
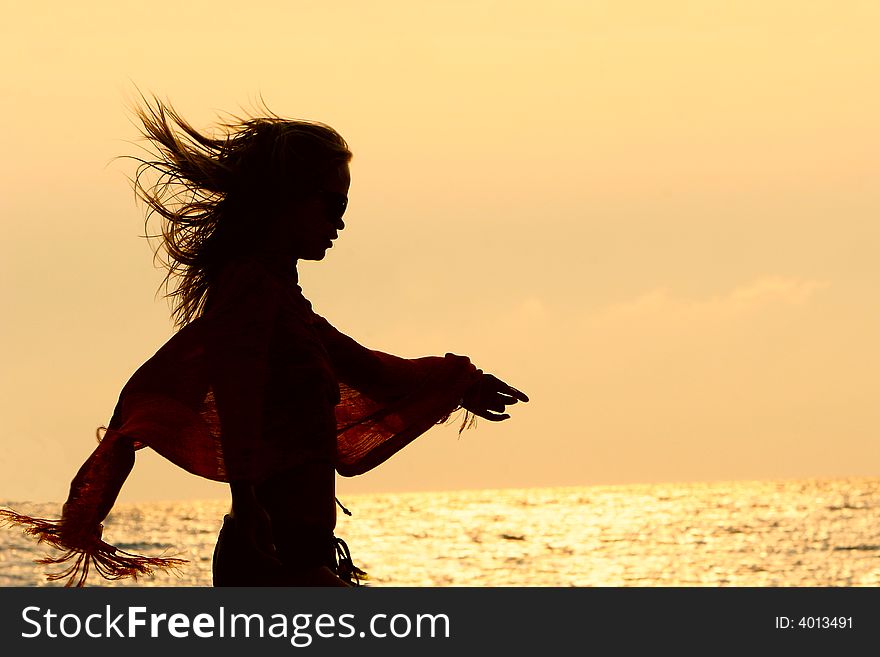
[1,1,878,503]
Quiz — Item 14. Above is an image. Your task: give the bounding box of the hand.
[233,503,282,570]
[230,483,282,571]
[461,372,529,421]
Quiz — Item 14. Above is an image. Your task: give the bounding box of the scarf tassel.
[0,509,187,587]
[333,535,367,586]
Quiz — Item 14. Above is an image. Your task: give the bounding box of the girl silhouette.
[0,98,528,586]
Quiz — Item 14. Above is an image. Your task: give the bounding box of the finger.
[473,394,508,413]
[256,547,282,568]
[245,536,282,568]
[467,392,519,413]
[484,398,507,413]
[257,549,283,566]
[484,390,524,408]
[469,408,510,422]
[495,392,521,405]
[483,374,530,403]
[508,386,529,402]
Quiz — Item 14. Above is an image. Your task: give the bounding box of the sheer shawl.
[0,258,480,585]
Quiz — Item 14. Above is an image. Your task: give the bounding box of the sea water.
[2,477,879,587]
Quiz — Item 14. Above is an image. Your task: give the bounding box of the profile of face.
[272,162,351,262]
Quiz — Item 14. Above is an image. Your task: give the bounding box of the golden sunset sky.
[1,1,878,503]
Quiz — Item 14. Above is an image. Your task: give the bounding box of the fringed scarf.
[0,258,480,586]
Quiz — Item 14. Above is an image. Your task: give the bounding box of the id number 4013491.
[775,616,853,629]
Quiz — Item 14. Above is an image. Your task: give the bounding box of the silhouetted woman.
[0,98,528,586]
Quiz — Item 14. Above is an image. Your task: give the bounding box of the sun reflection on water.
[3,478,879,586]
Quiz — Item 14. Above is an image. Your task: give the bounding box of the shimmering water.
[3,477,879,586]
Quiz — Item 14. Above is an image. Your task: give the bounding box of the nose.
[333,216,345,231]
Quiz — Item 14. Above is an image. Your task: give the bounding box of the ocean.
[2,477,879,587]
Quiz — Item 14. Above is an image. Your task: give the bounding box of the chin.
[300,246,330,262]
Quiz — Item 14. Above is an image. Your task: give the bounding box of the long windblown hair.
[131,96,352,327]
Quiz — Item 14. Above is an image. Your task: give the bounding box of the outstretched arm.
[312,313,528,421]
[310,314,530,475]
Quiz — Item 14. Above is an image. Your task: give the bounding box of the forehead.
[327,162,351,191]
[287,161,350,196]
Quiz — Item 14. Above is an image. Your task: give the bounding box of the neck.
[252,249,299,281]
